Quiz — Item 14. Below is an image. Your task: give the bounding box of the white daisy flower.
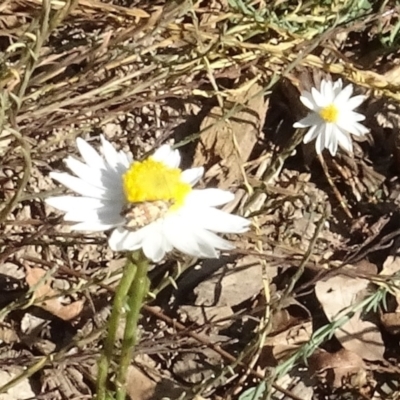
[293,78,368,156]
[46,136,250,262]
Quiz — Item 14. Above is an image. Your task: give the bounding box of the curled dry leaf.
[379,255,400,334]
[194,81,267,188]
[25,266,84,321]
[309,348,368,388]
[381,255,400,300]
[384,64,400,86]
[0,369,35,400]
[125,355,184,400]
[172,347,222,385]
[179,304,233,328]
[315,274,384,361]
[0,129,13,158]
[271,370,314,400]
[125,366,156,400]
[193,255,264,308]
[264,321,313,362]
[380,312,400,335]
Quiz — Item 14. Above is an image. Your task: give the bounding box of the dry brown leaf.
[379,256,400,334]
[315,275,384,361]
[44,0,150,18]
[264,321,313,361]
[126,366,156,400]
[271,370,314,400]
[0,369,35,400]
[125,355,184,400]
[172,347,222,385]
[384,64,400,86]
[194,81,267,188]
[309,348,368,388]
[0,325,19,345]
[381,255,400,276]
[41,366,90,398]
[179,304,233,327]
[380,311,400,335]
[381,255,400,301]
[193,255,263,308]
[25,266,84,321]
[0,262,25,280]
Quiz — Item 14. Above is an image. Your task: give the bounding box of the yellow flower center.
[319,104,339,123]
[122,158,191,211]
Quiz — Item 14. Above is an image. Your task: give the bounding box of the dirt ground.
[1,1,400,399]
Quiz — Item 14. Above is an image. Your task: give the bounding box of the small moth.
[121,200,173,231]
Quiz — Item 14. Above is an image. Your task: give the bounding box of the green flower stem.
[96,255,138,400]
[115,251,149,400]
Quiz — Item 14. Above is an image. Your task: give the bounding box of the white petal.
[346,121,369,136]
[311,87,326,107]
[46,196,106,212]
[192,207,250,233]
[195,228,235,251]
[152,145,181,168]
[336,128,353,153]
[100,135,121,170]
[181,167,204,186]
[327,128,338,156]
[64,157,104,188]
[299,92,316,111]
[293,119,310,129]
[152,144,171,161]
[108,227,132,251]
[324,123,333,148]
[175,225,236,258]
[111,224,159,251]
[64,206,123,225]
[334,83,353,104]
[315,129,325,154]
[163,216,214,257]
[186,189,234,207]
[117,150,132,169]
[166,224,202,257]
[294,113,321,129]
[332,79,343,92]
[346,95,366,110]
[76,138,105,169]
[165,149,181,168]
[109,228,140,251]
[352,112,366,122]
[50,172,107,199]
[192,229,220,258]
[303,124,320,144]
[65,156,123,195]
[142,227,166,262]
[320,80,331,100]
[71,221,117,231]
[341,111,366,123]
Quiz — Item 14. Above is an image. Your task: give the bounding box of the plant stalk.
[115,251,149,400]
[96,255,138,400]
